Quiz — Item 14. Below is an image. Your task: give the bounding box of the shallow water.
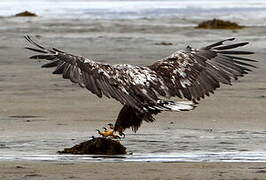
[1,127,266,162]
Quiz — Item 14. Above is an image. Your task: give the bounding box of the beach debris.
[196,19,244,30]
[58,137,127,155]
[23,174,43,178]
[35,35,42,39]
[15,11,38,17]
[255,170,266,173]
[9,115,40,118]
[258,95,266,98]
[0,144,8,149]
[155,42,173,46]
[16,166,25,169]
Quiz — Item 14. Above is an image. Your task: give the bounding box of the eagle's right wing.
[25,35,176,112]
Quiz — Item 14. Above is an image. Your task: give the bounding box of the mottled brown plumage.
[25,36,256,135]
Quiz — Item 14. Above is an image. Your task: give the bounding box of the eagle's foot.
[96,129,123,139]
[106,123,125,138]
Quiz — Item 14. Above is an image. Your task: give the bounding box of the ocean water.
[1,127,266,162]
[1,0,266,26]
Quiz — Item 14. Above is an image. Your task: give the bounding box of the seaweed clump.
[15,11,38,17]
[197,19,244,30]
[58,137,127,155]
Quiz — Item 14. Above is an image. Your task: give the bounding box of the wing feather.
[41,60,60,68]
[52,61,65,74]
[25,35,161,112]
[213,42,248,50]
[149,38,256,102]
[202,38,235,50]
[25,36,256,106]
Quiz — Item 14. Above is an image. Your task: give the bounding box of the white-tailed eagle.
[25,36,256,137]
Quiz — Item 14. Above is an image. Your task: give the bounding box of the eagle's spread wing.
[25,36,257,134]
[25,35,173,112]
[25,36,255,112]
[148,38,257,102]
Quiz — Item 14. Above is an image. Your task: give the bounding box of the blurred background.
[1,0,266,26]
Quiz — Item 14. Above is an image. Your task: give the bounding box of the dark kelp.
[197,19,244,30]
[58,137,127,155]
[15,11,38,17]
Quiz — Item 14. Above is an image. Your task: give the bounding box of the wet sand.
[2,161,266,180]
[0,17,266,179]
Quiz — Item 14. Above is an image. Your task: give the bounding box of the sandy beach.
[2,161,266,180]
[0,13,266,179]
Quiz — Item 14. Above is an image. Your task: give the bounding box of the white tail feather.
[163,101,196,111]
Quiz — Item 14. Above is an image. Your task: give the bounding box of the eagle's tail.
[160,100,196,112]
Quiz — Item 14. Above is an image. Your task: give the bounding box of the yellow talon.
[96,129,120,139]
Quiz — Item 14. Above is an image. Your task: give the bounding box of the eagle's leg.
[103,105,156,138]
[113,104,160,138]
[113,105,153,138]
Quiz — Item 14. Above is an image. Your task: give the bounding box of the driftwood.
[58,137,127,155]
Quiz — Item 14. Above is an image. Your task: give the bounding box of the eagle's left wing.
[148,38,257,102]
